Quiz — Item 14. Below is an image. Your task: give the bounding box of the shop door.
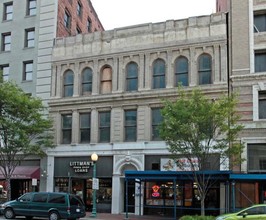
[124,180,135,213]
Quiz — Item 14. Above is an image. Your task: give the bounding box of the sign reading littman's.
[69,161,92,173]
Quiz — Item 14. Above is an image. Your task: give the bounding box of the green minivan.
[0,192,86,220]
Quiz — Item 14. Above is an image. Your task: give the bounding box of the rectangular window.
[255,52,266,72]
[87,19,91,32]
[23,61,33,81]
[64,10,71,29]
[76,26,81,34]
[248,144,266,172]
[62,114,72,144]
[2,33,11,51]
[254,13,266,32]
[3,2,13,21]
[124,110,137,142]
[25,28,35,48]
[0,65,9,81]
[80,113,91,143]
[259,91,266,119]
[27,0,37,16]
[99,111,110,143]
[152,108,163,141]
[77,2,82,17]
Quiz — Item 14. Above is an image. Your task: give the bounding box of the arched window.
[126,62,138,91]
[198,54,212,85]
[81,68,92,95]
[63,70,74,97]
[175,56,188,86]
[100,66,112,94]
[153,59,166,89]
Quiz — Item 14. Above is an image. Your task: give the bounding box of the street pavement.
[0,212,176,220]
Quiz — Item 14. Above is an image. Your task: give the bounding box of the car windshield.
[19,193,32,202]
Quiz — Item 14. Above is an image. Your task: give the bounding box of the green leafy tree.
[160,88,244,216]
[0,79,54,200]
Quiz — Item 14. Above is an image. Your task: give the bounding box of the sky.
[90,0,217,31]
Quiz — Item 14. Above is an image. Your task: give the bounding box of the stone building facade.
[49,13,228,214]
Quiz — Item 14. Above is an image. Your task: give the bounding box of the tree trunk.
[6,177,11,201]
[201,196,205,216]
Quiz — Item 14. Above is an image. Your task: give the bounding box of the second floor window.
[80,113,91,143]
[99,111,110,143]
[153,59,165,89]
[175,57,188,86]
[255,51,266,72]
[4,2,13,21]
[2,33,11,51]
[152,108,163,141]
[126,62,138,91]
[23,61,33,81]
[25,28,35,48]
[198,54,212,85]
[27,0,37,16]
[81,68,92,95]
[77,2,82,17]
[87,19,91,32]
[62,114,72,144]
[63,70,74,97]
[124,110,137,142]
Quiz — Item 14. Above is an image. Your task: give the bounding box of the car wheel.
[49,211,60,220]
[4,208,15,219]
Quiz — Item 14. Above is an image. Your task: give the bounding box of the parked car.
[216,204,266,220]
[0,192,86,220]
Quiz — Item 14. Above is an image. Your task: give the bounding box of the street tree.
[0,78,54,200]
[159,87,244,216]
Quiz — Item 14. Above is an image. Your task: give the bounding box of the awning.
[0,166,40,179]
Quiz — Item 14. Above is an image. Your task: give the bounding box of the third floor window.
[64,10,71,29]
[2,33,11,51]
[25,28,35,48]
[27,0,37,16]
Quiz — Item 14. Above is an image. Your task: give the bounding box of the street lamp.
[90,152,98,218]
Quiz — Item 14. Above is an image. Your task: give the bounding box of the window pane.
[254,14,266,32]
[64,70,74,97]
[152,109,163,141]
[4,3,13,20]
[198,55,212,85]
[28,0,37,16]
[99,112,110,142]
[153,59,165,89]
[24,62,33,81]
[26,29,35,47]
[259,92,266,119]
[82,68,92,95]
[175,57,188,86]
[125,110,137,141]
[255,53,266,72]
[126,63,138,91]
[80,113,91,143]
[62,114,72,144]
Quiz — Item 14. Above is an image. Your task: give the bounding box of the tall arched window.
[175,56,188,86]
[153,59,165,89]
[198,54,212,85]
[81,68,92,95]
[100,66,112,94]
[126,62,138,91]
[63,70,74,97]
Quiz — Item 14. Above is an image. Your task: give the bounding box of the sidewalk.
[83,212,176,220]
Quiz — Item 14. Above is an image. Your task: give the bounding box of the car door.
[236,206,266,220]
[30,193,48,217]
[13,193,32,216]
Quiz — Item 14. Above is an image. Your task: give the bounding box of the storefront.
[124,170,230,218]
[54,156,113,213]
[0,166,40,200]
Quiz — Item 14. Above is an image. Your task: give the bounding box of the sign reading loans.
[160,158,199,171]
[69,161,92,173]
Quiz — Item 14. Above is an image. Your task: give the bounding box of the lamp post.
[90,152,98,218]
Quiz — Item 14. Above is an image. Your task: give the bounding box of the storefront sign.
[69,161,92,173]
[152,185,160,197]
[161,158,199,171]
